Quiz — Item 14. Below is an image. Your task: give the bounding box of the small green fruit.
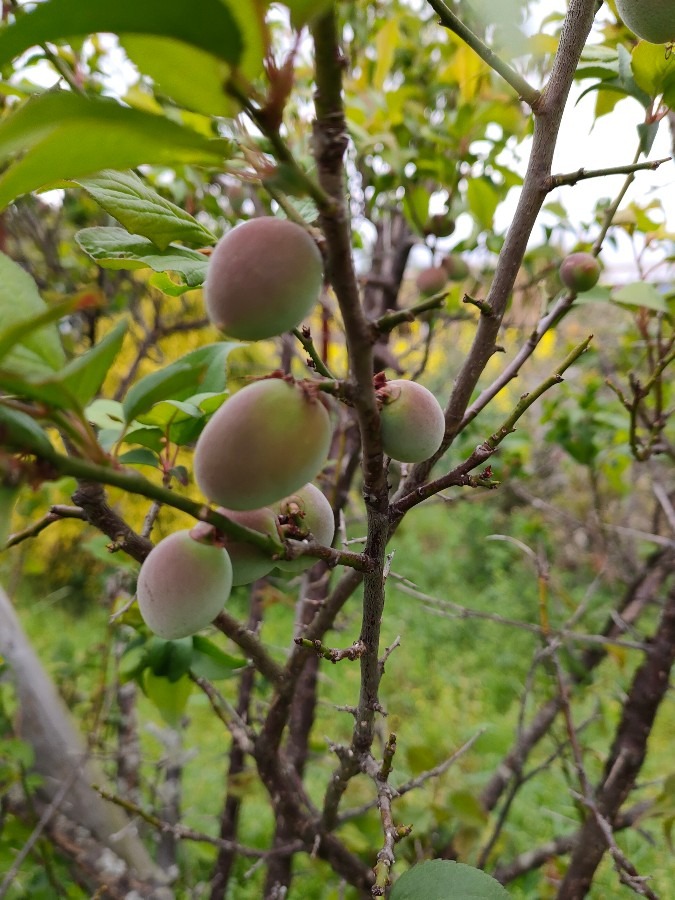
[424,212,456,238]
[378,379,445,463]
[137,531,233,639]
[205,217,323,341]
[415,266,448,297]
[441,255,469,282]
[616,0,675,44]
[559,252,601,293]
[194,377,332,511]
[274,483,335,573]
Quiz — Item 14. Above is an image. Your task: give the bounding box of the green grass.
[2,496,674,899]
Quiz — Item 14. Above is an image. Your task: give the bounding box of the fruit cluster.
[137,217,446,639]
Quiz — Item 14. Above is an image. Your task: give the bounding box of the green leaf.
[190,635,246,680]
[286,0,333,29]
[390,860,510,900]
[612,282,668,313]
[142,670,192,727]
[122,37,235,118]
[76,227,208,287]
[122,344,236,424]
[0,92,231,210]
[85,399,125,430]
[58,320,127,407]
[117,448,159,468]
[0,252,65,376]
[0,405,54,456]
[74,170,216,250]
[631,41,675,107]
[637,120,660,156]
[0,0,244,70]
[466,177,500,231]
[145,637,194,682]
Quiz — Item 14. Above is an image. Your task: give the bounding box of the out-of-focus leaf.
[117,449,159,468]
[142,670,192,727]
[613,282,668,313]
[0,253,65,376]
[466,177,500,231]
[0,92,231,209]
[0,406,54,456]
[76,227,209,287]
[74,170,216,250]
[59,320,128,406]
[190,635,246,680]
[631,41,675,107]
[0,0,244,69]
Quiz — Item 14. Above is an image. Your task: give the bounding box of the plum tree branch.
[426,0,541,108]
[395,0,599,503]
[545,156,671,189]
[392,336,592,515]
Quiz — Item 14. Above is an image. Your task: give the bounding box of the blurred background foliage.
[0,0,674,897]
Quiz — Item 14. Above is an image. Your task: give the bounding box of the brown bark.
[556,587,675,899]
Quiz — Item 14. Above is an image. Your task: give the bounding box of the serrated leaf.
[390,860,509,900]
[190,635,246,680]
[74,170,216,250]
[76,227,208,287]
[612,282,668,313]
[122,344,235,424]
[58,320,127,406]
[0,405,54,456]
[0,92,231,210]
[0,0,244,70]
[0,253,65,376]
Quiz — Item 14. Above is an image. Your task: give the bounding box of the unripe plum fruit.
[415,266,448,297]
[616,0,675,44]
[424,212,456,238]
[215,506,279,586]
[205,217,323,341]
[274,482,335,573]
[378,379,445,463]
[559,252,601,293]
[137,530,233,639]
[194,377,332,511]
[441,254,469,282]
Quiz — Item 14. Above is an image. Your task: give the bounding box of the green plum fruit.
[194,377,332,510]
[559,252,601,293]
[215,506,279,586]
[424,212,456,238]
[616,0,675,44]
[274,482,335,573]
[205,217,323,341]
[137,530,233,639]
[415,266,448,297]
[441,254,469,281]
[378,379,445,463]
